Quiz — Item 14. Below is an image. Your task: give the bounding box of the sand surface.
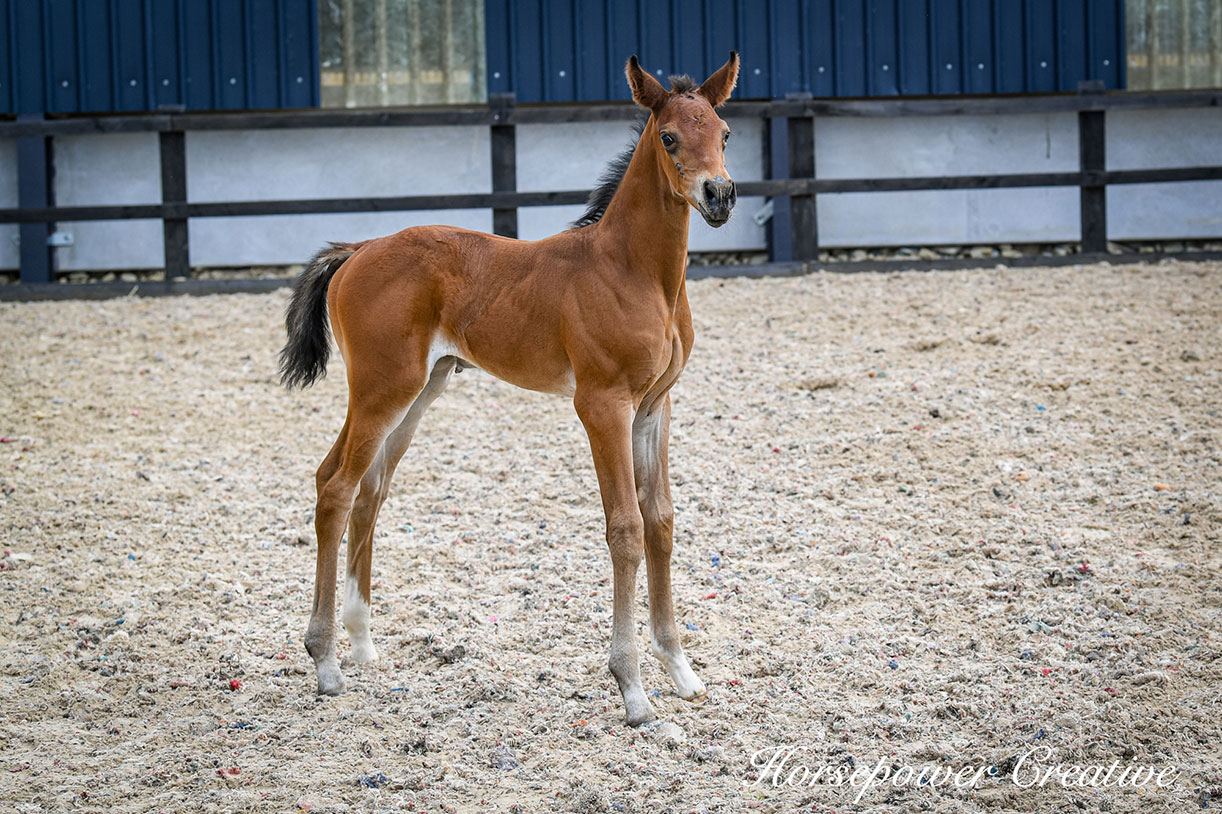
[1,260,1219,813]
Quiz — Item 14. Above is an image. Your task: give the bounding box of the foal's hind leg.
[341,443,390,665]
[306,369,428,696]
[342,358,456,664]
[634,396,706,703]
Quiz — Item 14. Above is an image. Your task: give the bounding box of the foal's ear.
[626,55,669,111]
[698,51,739,107]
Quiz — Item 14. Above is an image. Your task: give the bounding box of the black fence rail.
[2,86,1221,300]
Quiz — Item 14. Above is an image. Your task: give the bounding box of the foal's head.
[626,52,740,228]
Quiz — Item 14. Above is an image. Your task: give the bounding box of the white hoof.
[316,658,346,696]
[651,637,706,701]
[617,678,656,727]
[681,686,708,704]
[642,720,686,747]
[349,638,378,665]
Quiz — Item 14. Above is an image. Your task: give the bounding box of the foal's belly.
[426,331,577,398]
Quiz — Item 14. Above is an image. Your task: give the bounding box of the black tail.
[279,242,358,389]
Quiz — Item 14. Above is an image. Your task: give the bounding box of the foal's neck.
[596,116,691,305]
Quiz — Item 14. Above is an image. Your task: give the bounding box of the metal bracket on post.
[785,93,817,265]
[17,114,54,285]
[490,93,517,239]
[1078,80,1107,255]
[159,130,190,280]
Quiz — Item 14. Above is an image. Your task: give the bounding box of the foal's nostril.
[703,179,735,217]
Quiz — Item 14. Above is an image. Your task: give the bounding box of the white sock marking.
[651,633,705,700]
[342,574,377,663]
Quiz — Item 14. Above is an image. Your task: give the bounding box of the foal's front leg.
[575,392,655,727]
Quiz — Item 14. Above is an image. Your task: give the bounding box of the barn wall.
[0,0,319,115]
[184,126,494,267]
[1,0,1139,116]
[486,0,1126,103]
[0,104,1218,271]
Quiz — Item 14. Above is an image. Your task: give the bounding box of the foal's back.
[326,223,603,397]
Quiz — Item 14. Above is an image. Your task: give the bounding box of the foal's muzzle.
[699,177,737,227]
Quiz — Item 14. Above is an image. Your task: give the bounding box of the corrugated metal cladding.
[486,0,1126,102]
[0,0,318,114]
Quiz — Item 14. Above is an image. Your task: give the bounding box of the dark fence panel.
[0,0,319,114]
[484,0,1127,103]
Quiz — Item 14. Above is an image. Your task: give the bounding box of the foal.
[280,53,740,726]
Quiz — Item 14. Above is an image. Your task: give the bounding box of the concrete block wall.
[0,138,17,269]
[1107,108,1222,240]
[814,112,1081,246]
[0,105,1218,271]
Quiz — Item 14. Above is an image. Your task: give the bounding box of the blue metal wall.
[1,0,319,114]
[0,0,1128,114]
[486,0,1126,102]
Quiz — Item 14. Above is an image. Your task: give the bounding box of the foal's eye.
[660,133,677,149]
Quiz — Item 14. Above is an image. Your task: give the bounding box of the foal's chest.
[634,324,689,412]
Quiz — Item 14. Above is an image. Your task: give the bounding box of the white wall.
[815,112,1081,246]
[53,133,163,271]
[185,127,493,267]
[0,104,1218,271]
[1107,108,1222,240]
[0,137,19,268]
[47,126,494,271]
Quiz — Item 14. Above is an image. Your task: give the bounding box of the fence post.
[1078,80,1107,255]
[490,93,517,239]
[765,115,793,262]
[159,130,190,279]
[785,94,817,263]
[17,115,53,285]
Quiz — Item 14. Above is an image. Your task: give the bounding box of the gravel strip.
[1,260,1219,813]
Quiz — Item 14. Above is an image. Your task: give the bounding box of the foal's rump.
[278,230,437,394]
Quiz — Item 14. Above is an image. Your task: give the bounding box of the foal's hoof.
[681,689,708,705]
[316,662,347,696]
[317,677,346,697]
[641,720,686,747]
[348,640,378,665]
[625,703,658,729]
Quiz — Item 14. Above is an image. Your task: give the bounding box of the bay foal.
[280,53,739,726]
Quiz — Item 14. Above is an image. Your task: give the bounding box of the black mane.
[570,117,647,229]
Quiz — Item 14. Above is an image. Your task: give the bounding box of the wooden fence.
[1,85,1221,300]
